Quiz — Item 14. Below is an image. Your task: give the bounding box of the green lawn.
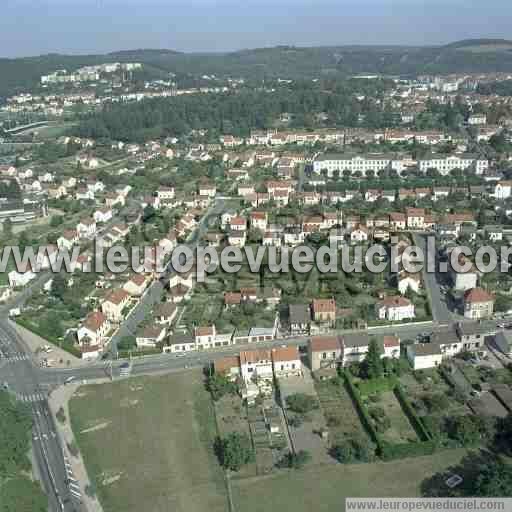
[232,448,470,512]
[69,371,229,512]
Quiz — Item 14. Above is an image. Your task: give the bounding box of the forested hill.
[3,39,512,98]
[72,79,471,143]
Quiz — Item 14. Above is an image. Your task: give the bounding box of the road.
[0,320,78,512]
[35,321,437,385]
[413,233,453,323]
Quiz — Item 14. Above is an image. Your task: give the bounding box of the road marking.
[4,353,29,363]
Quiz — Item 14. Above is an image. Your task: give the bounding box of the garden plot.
[247,406,274,475]
[371,391,419,444]
[400,370,469,418]
[315,380,365,444]
[279,375,332,465]
[215,394,258,478]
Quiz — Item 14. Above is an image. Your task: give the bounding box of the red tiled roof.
[83,311,107,332]
[464,287,494,303]
[312,298,336,313]
[379,296,412,308]
[383,335,400,348]
[310,336,341,352]
[271,346,299,362]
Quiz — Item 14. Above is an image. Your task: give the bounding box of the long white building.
[313,152,488,177]
[418,153,488,175]
[313,153,416,177]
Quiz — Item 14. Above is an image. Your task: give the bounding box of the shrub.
[288,415,304,428]
[214,433,255,471]
[421,393,450,413]
[56,407,66,424]
[331,437,375,464]
[285,393,319,414]
[67,441,79,457]
[277,450,311,469]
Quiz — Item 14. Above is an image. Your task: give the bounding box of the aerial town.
[2,34,512,512]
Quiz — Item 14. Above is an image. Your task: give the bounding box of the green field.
[232,448,469,512]
[69,371,229,512]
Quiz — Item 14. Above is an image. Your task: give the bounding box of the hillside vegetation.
[3,39,512,98]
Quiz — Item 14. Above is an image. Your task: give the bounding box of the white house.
[407,343,443,370]
[76,218,97,239]
[376,296,415,322]
[398,272,421,295]
[123,274,148,297]
[195,325,216,350]
[93,207,113,224]
[101,289,131,322]
[342,333,370,365]
[77,311,111,347]
[240,349,273,383]
[271,346,301,378]
[136,324,167,348]
[494,181,512,200]
[350,226,369,243]
[57,230,78,251]
[382,335,400,359]
[8,263,36,288]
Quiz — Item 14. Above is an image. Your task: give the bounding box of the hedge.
[356,376,398,396]
[394,385,432,442]
[343,371,383,449]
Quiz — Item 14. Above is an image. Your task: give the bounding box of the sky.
[1,0,512,58]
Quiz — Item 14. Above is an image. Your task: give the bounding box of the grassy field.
[232,448,469,512]
[69,370,229,512]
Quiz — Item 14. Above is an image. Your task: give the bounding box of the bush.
[326,415,341,427]
[67,441,79,457]
[331,441,355,463]
[288,415,304,428]
[368,406,391,433]
[56,406,66,424]
[331,437,375,464]
[84,484,96,498]
[422,393,451,413]
[285,393,319,414]
[277,450,311,469]
[214,433,255,471]
[207,373,237,401]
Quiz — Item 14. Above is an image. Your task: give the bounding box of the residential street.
[413,233,453,324]
[107,198,226,358]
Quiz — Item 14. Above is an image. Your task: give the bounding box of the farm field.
[69,370,229,512]
[231,448,470,512]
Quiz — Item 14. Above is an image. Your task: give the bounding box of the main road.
[0,320,78,512]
